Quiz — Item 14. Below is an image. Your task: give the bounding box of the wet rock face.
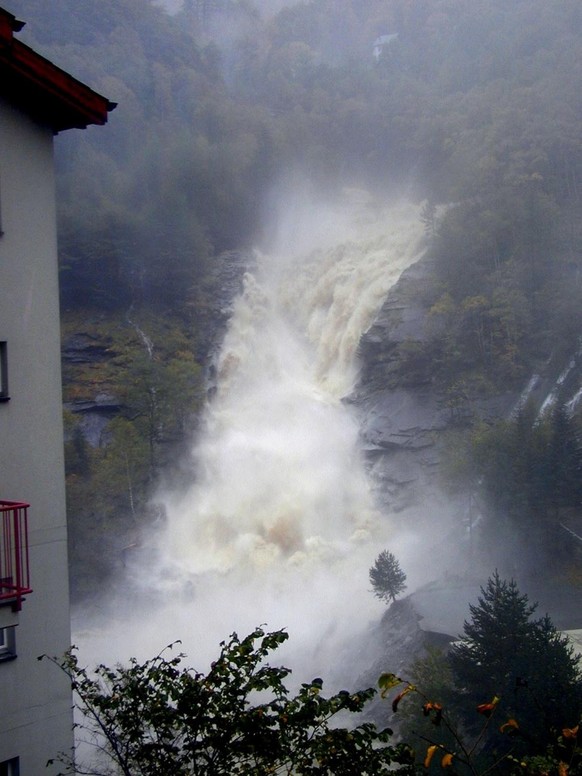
[61,332,112,364]
[350,258,448,511]
[361,259,438,349]
[354,597,452,727]
[358,389,447,512]
[359,389,447,452]
[61,331,123,445]
[190,250,253,366]
[63,393,121,447]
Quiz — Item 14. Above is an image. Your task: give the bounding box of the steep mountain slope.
[4,0,582,594]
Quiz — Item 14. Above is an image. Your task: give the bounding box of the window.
[0,342,8,402]
[0,758,19,776]
[0,626,16,662]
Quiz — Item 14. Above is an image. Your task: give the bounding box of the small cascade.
[565,386,582,415]
[538,340,582,418]
[126,308,154,359]
[538,357,577,417]
[510,374,540,418]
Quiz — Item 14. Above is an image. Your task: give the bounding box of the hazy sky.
[157,0,182,11]
[157,0,292,16]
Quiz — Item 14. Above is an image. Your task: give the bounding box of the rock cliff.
[350,258,450,514]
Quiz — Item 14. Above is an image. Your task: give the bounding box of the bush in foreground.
[42,627,414,775]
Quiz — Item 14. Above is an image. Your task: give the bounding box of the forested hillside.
[5,0,582,595]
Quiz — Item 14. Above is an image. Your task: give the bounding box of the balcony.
[0,501,32,611]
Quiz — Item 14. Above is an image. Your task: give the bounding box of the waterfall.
[126,307,154,359]
[162,198,425,575]
[80,195,426,675]
[538,357,577,417]
[116,196,424,669]
[511,374,540,417]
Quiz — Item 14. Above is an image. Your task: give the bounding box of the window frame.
[0,756,19,776]
[0,626,16,662]
[0,342,9,402]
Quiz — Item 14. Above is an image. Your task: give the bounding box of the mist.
[156,0,294,18]
[73,188,443,684]
[7,0,576,703]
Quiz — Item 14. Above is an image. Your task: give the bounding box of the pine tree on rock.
[369,550,407,604]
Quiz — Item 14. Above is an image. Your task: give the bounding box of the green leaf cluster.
[44,627,414,775]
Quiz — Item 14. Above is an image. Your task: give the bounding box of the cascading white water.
[124,195,425,668]
[77,194,427,677]
[162,197,425,573]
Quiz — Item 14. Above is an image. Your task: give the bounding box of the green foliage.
[390,648,465,765]
[449,573,582,750]
[461,406,582,572]
[383,671,582,776]
[11,0,582,599]
[42,627,415,776]
[61,309,204,599]
[383,575,582,775]
[369,550,407,604]
[10,0,581,324]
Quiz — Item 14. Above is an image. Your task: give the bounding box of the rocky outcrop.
[189,249,253,368]
[61,332,112,364]
[352,596,453,728]
[64,393,122,447]
[350,252,582,586]
[62,331,123,446]
[349,255,567,513]
[350,258,450,512]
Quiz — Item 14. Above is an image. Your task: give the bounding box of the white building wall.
[0,96,74,773]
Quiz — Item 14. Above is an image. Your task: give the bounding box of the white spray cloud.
[74,190,428,685]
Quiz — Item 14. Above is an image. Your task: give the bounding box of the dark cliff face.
[188,250,253,367]
[351,254,582,518]
[352,596,453,729]
[361,598,429,681]
[350,258,451,513]
[351,251,582,628]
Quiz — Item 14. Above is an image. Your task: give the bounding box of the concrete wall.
[0,96,74,774]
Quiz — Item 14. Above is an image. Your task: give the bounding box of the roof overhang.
[0,7,115,133]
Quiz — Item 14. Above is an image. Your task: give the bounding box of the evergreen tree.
[547,403,582,515]
[450,572,536,696]
[369,550,407,604]
[449,572,582,748]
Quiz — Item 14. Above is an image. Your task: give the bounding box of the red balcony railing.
[0,501,32,611]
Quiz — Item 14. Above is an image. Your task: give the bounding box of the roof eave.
[0,8,114,132]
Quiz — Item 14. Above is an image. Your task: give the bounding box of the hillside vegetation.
[5,0,582,592]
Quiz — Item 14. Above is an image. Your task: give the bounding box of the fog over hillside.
[156,0,291,16]
[4,0,581,692]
